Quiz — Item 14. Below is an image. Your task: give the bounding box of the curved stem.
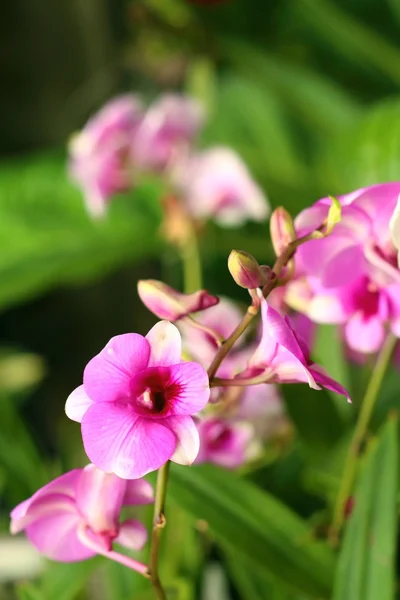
[329,333,397,545]
[148,461,170,600]
[210,373,273,388]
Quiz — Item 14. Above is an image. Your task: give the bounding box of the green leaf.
[333,416,398,600]
[222,40,361,136]
[170,464,335,598]
[283,384,347,452]
[294,0,400,85]
[17,584,44,600]
[226,550,310,600]
[321,97,400,191]
[0,152,162,311]
[39,558,101,600]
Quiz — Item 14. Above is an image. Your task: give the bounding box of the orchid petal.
[65,385,94,423]
[83,334,150,403]
[82,404,176,479]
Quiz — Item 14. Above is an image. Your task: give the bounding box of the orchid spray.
[16,92,400,600]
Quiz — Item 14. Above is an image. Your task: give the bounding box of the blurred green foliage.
[2,0,400,599]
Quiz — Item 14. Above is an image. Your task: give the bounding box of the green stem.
[330,333,397,545]
[148,461,170,600]
[181,228,203,293]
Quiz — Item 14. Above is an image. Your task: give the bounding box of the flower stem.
[329,332,396,545]
[181,225,203,293]
[207,235,307,380]
[148,461,170,600]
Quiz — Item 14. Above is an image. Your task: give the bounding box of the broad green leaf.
[170,464,335,598]
[313,324,351,419]
[321,97,400,191]
[333,416,398,600]
[226,550,310,600]
[222,40,362,135]
[0,152,162,311]
[17,584,44,600]
[39,558,101,600]
[283,384,347,452]
[294,0,400,85]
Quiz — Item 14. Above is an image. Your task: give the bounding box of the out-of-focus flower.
[288,276,400,354]
[390,195,400,266]
[295,183,400,288]
[239,293,350,400]
[195,417,254,468]
[138,279,219,321]
[65,322,210,479]
[10,465,152,565]
[175,147,269,226]
[69,95,143,217]
[132,94,204,173]
[179,297,244,367]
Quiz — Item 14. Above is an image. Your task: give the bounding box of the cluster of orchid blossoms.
[281,184,400,357]
[69,93,269,227]
[10,194,355,584]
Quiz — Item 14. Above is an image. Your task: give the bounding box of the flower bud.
[270,207,296,256]
[138,279,219,321]
[228,250,268,289]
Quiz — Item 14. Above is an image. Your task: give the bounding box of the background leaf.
[170,464,336,598]
[333,416,398,600]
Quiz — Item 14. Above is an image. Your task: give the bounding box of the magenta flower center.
[351,278,380,319]
[131,367,180,417]
[137,388,166,414]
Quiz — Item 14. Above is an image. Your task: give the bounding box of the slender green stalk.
[148,461,170,600]
[181,227,203,293]
[330,333,397,545]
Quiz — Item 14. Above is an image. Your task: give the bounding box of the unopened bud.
[228,250,268,289]
[270,207,296,256]
[325,196,342,235]
[138,279,219,321]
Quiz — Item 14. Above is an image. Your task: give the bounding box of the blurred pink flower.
[65,321,210,479]
[132,94,204,172]
[390,195,400,266]
[295,183,400,288]
[195,417,254,468]
[240,293,350,400]
[137,279,219,321]
[69,95,143,217]
[175,147,269,226]
[10,465,152,567]
[292,275,400,354]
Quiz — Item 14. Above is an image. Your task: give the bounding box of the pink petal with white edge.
[271,350,319,390]
[345,313,385,354]
[165,362,210,415]
[309,364,351,402]
[168,415,200,465]
[82,404,177,479]
[26,510,93,562]
[75,464,126,534]
[11,493,76,534]
[65,385,94,423]
[146,321,182,367]
[261,298,306,364]
[83,334,150,403]
[123,479,154,505]
[116,519,148,551]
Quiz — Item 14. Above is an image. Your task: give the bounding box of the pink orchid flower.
[69,95,143,217]
[174,147,269,226]
[390,195,400,266]
[132,94,204,172]
[66,321,210,479]
[10,465,152,569]
[137,279,219,321]
[195,417,255,469]
[295,183,400,288]
[240,294,350,400]
[291,275,400,354]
